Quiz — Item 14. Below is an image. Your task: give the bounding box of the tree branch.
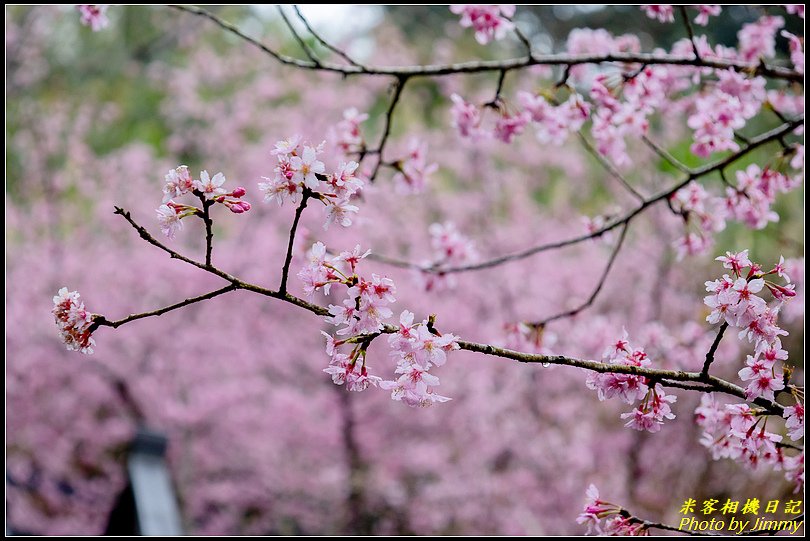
[369,76,408,182]
[679,6,701,61]
[701,322,728,378]
[292,5,361,67]
[200,196,214,267]
[578,132,645,202]
[167,5,803,82]
[528,221,630,327]
[276,5,320,66]
[90,285,238,331]
[279,190,311,295]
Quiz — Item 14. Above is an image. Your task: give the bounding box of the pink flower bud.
[231,186,246,198]
[226,200,251,214]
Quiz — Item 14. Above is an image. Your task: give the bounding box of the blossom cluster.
[577,484,647,535]
[641,5,723,26]
[670,158,802,259]
[449,5,516,45]
[77,5,109,31]
[696,395,803,492]
[704,251,795,400]
[52,287,95,354]
[586,330,677,433]
[157,165,250,239]
[299,242,459,406]
[417,222,477,292]
[259,136,362,229]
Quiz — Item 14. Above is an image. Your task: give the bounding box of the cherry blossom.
[290,146,326,190]
[449,5,516,45]
[52,287,95,354]
[576,484,623,535]
[783,403,804,441]
[782,30,804,75]
[641,5,674,23]
[330,108,368,154]
[156,202,185,239]
[450,93,482,138]
[392,138,438,194]
[785,5,805,18]
[694,5,721,26]
[737,15,784,62]
[162,165,194,203]
[193,170,228,200]
[77,5,109,31]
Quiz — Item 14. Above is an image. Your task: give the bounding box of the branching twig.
[643,135,691,174]
[91,285,237,331]
[578,132,645,202]
[167,5,803,82]
[108,208,785,416]
[201,196,214,267]
[369,76,408,181]
[279,190,311,295]
[679,6,701,61]
[701,322,728,377]
[277,5,320,65]
[292,5,361,67]
[528,221,630,327]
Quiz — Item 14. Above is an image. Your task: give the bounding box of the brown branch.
[643,135,691,174]
[200,196,214,267]
[528,221,630,327]
[167,5,803,82]
[292,5,361,67]
[276,5,320,66]
[679,6,701,61]
[91,285,238,331]
[279,190,311,295]
[701,322,729,377]
[374,117,803,274]
[578,132,645,202]
[369,76,407,182]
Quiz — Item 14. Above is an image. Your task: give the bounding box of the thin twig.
[293,5,361,67]
[279,190,311,294]
[369,76,407,182]
[701,322,728,377]
[201,196,214,267]
[276,5,320,65]
[528,221,631,327]
[578,132,645,202]
[679,6,701,60]
[485,69,508,108]
[166,5,802,82]
[643,135,691,174]
[91,285,237,331]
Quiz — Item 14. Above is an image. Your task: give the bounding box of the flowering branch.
[376,117,803,274]
[679,6,702,61]
[200,194,214,266]
[168,5,802,82]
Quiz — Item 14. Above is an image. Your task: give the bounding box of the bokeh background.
[6,5,804,535]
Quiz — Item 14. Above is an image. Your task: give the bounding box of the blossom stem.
[280,190,311,295]
[701,322,729,378]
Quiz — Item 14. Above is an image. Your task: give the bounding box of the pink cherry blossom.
[290,146,326,190]
[737,15,784,62]
[156,203,184,239]
[785,5,805,18]
[738,356,784,401]
[323,197,359,230]
[783,403,804,441]
[641,5,674,23]
[77,5,109,31]
[576,484,623,535]
[392,138,438,194]
[194,170,228,200]
[449,5,516,45]
[329,108,367,154]
[781,31,804,75]
[271,134,303,156]
[52,287,95,354]
[620,385,677,433]
[162,165,194,203]
[450,93,482,138]
[493,111,530,144]
[694,5,721,26]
